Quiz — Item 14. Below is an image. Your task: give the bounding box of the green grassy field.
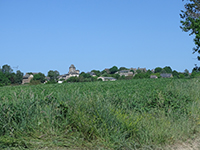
[1,79,200,149]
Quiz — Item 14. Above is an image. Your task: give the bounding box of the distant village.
[0,63,196,86]
[21,64,186,84]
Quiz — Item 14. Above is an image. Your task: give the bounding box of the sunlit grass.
[0,79,200,149]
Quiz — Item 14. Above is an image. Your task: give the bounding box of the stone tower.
[69,64,76,73]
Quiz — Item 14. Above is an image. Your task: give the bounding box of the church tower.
[69,64,76,73]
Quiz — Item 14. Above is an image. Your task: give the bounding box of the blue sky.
[0,0,197,75]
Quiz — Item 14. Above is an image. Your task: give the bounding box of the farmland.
[1,79,200,149]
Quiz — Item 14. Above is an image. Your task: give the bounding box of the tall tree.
[0,71,10,85]
[155,67,162,73]
[109,66,118,74]
[33,73,45,83]
[181,0,200,60]
[192,64,200,72]
[184,69,190,77]
[172,70,180,78]
[48,70,59,81]
[15,70,24,84]
[163,66,172,73]
[2,64,13,74]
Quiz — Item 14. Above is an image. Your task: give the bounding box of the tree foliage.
[15,70,23,84]
[172,70,180,78]
[109,66,118,74]
[155,67,162,73]
[91,70,101,76]
[119,67,129,71]
[48,70,59,81]
[133,72,150,79]
[0,71,10,86]
[80,72,91,78]
[181,0,200,60]
[32,73,45,83]
[0,65,24,85]
[2,64,13,74]
[136,69,142,74]
[163,66,172,73]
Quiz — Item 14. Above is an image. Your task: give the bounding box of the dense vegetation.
[1,78,200,149]
[0,65,23,86]
[2,63,200,86]
[181,0,200,60]
[64,65,200,83]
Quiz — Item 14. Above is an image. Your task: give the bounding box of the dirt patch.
[164,138,200,150]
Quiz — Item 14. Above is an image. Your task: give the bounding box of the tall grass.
[0,79,200,149]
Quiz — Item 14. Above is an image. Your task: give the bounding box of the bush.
[30,80,41,85]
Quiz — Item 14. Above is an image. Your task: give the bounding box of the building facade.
[58,64,80,80]
[22,73,34,84]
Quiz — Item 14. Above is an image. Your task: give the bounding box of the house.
[87,72,96,76]
[97,77,116,81]
[58,64,80,80]
[150,75,158,79]
[116,70,133,76]
[160,73,173,78]
[22,73,35,84]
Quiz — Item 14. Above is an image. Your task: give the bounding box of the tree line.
[64,66,196,83]
[1,64,200,86]
[0,65,23,86]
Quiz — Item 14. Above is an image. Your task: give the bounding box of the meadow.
[0,78,200,149]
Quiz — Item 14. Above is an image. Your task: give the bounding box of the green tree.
[14,70,23,84]
[0,71,10,86]
[91,70,101,76]
[109,66,118,74]
[192,64,200,72]
[136,69,142,74]
[163,66,172,73]
[66,76,79,82]
[112,73,120,79]
[119,67,129,71]
[172,70,180,78]
[155,67,162,73]
[2,64,13,74]
[80,72,91,78]
[7,73,16,84]
[48,70,59,81]
[181,0,200,60]
[119,75,126,80]
[179,73,185,78]
[32,73,45,83]
[101,70,107,75]
[161,69,167,73]
[184,69,190,77]
[146,69,152,75]
[133,73,150,79]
